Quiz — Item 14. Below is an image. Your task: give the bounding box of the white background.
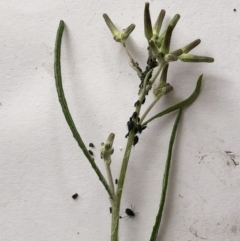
[1,0,240,240]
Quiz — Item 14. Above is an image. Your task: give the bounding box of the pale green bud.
[178,54,214,63]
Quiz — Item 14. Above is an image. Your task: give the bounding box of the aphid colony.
[125,105,147,146]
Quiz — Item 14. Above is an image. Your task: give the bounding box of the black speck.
[89,150,94,156]
[115,179,118,184]
[125,208,135,217]
[72,193,78,199]
[134,100,140,107]
[89,143,94,148]
[234,9,236,12]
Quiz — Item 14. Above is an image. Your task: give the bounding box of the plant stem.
[105,160,115,198]
[54,20,113,198]
[140,93,164,124]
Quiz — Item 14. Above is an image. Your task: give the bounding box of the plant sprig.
[54,2,214,241]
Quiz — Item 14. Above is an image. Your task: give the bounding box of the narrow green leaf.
[54,20,112,198]
[142,74,202,126]
[149,109,182,241]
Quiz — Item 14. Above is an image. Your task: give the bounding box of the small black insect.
[141,125,147,130]
[127,120,134,132]
[125,133,129,138]
[88,150,94,156]
[135,125,141,134]
[115,179,118,184]
[72,193,79,199]
[134,100,140,107]
[133,136,139,146]
[89,143,94,148]
[132,111,138,119]
[234,8,236,12]
[142,98,146,104]
[109,207,112,213]
[134,126,139,134]
[125,208,136,218]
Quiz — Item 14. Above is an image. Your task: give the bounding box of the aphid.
[142,98,146,104]
[132,111,138,119]
[127,120,134,132]
[134,126,139,134]
[88,150,94,156]
[109,207,112,214]
[125,208,136,218]
[89,143,94,148]
[119,216,122,219]
[115,179,118,184]
[136,125,141,134]
[141,125,147,130]
[134,100,140,107]
[133,136,139,146]
[72,193,79,199]
[125,133,129,138]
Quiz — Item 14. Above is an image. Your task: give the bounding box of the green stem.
[54,20,113,198]
[150,109,182,241]
[140,92,164,124]
[142,74,202,126]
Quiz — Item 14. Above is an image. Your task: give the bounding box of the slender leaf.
[149,109,182,241]
[54,20,112,198]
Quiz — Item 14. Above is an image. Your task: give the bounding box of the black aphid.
[134,126,139,134]
[125,208,135,218]
[134,100,140,107]
[89,143,94,148]
[142,98,146,104]
[72,193,78,199]
[137,125,142,134]
[109,207,112,213]
[88,150,94,156]
[142,125,147,130]
[133,136,139,146]
[115,179,118,184]
[132,112,138,119]
[127,120,134,132]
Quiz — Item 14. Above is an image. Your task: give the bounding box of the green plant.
[54,3,214,241]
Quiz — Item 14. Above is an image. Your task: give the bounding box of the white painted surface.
[0,0,240,240]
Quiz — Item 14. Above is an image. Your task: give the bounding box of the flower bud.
[144,2,153,40]
[103,14,121,42]
[178,54,214,63]
[153,9,165,39]
[182,39,201,53]
[161,14,180,54]
[121,24,136,46]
